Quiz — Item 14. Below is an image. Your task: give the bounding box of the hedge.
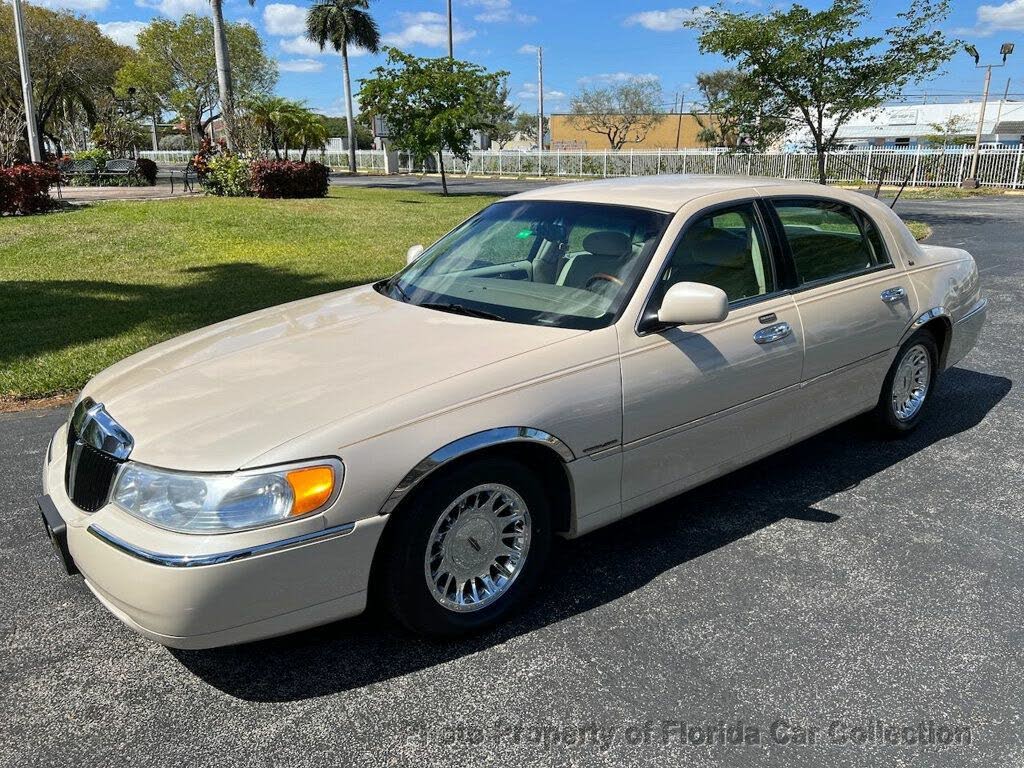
[0,163,61,215]
[249,160,330,199]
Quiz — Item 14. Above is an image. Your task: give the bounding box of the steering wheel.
[584,273,624,291]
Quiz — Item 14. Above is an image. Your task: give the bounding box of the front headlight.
[111,460,341,534]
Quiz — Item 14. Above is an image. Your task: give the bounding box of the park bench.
[98,158,140,183]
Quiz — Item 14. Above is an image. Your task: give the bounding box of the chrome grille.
[63,398,133,513]
[65,423,124,512]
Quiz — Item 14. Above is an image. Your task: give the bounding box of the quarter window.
[772,199,890,285]
[655,203,775,305]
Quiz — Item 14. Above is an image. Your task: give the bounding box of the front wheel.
[380,456,552,635]
[874,330,939,436]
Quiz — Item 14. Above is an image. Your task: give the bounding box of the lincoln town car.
[37,176,986,647]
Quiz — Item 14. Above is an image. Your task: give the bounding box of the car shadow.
[171,367,1010,702]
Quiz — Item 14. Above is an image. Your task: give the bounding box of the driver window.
[658,203,774,304]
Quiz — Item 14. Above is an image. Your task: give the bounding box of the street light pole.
[11,0,42,162]
[963,42,1014,189]
[446,0,453,59]
[537,46,544,151]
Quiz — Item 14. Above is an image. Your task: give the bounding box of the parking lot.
[1,190,1021,767]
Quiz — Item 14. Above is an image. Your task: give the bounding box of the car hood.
[84,285,583,471]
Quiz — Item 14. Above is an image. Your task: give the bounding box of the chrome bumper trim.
[955,298,988,325]
[87,522,357,568]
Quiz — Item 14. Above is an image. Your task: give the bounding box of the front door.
[618,201,804,512]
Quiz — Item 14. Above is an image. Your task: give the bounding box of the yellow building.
[550,113,718,150]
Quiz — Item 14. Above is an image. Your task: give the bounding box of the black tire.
[874,329,939,437]
[379,456,552,636]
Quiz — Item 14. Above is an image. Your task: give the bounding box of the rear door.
[766,197,913,438]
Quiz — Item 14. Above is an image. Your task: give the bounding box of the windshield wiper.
[387,277,411,303]
[418,302,506,321]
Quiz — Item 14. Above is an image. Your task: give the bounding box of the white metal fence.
[138,146,1024,189]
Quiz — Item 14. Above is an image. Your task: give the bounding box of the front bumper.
[41,428,387,649]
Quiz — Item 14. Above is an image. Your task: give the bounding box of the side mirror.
[657,282,729,326]
[406,244,425,265]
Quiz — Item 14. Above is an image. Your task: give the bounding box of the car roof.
[506,174,818,213]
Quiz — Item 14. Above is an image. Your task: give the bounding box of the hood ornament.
[70,397,134,460]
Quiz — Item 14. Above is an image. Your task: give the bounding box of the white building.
[783,101,1024,150]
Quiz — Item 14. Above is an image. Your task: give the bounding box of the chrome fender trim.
[87,522,356,568]
[379,427,576,516]
[954,298,987,325]
[900,305,950,345]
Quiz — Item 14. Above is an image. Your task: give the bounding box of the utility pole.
[537,46,544,151]
[963,42,1014,188]
[446,0,454,59]
[12,0,42,162]
[993,77,1012,131]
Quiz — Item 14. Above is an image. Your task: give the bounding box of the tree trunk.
[210,0,236,152]
[816,144,828,185]
[342,40,357,174]
[438,150,448,196]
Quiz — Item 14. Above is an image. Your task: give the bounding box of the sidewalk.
[57,182,199,204]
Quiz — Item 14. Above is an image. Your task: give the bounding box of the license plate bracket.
[37,495,79,576]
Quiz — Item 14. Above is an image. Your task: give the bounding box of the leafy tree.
[118,15,276,144]
[290,111,329,161]
[0,4,128,156]
[922,114,975,147]
[692,69,788,151]
[239,97,329,160]
[320,115,374,148]
[486,81,517,149]
[209,0,257,152]
[687,0,957,182]
[513,112,547,148]
[306,0,381,173]
[568,77,665,150]
[359,48,508,195]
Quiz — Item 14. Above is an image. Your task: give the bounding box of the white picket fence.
[138,146,1024,189]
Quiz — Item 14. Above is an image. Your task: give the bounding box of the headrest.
[582,231,632,259]
[688,231,749,270]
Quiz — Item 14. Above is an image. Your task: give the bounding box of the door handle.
[754,322,792,345]
[881,286,907,303]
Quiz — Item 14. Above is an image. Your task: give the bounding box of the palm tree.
[306,0,380,173]
[209,0,254,152]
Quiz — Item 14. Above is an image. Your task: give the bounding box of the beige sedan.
[38,176,987,647]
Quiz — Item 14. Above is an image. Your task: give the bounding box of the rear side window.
[772,199,890,285]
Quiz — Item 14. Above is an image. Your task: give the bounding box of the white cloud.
[34,0,108,9]
[382,11,476,48]
[578,72,661,86]
[624,7,710,32]
[263,3,307,36]
[517,80,567,104]
[518,43,540,54]
[975,0,1024,33]
[279,36,368,57]
[465,0,536,24]
[135,0,206,19]
[98,20,147,47]
[277,58,324,73]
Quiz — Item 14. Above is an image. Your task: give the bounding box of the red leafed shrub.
[0,163,61,215]
[249,160,329,199]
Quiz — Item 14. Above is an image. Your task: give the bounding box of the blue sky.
[46,0,1024,115]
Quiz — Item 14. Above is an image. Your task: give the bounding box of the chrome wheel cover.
[892,343,931,421]
[424,484,531,613]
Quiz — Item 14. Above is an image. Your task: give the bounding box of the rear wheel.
[875,330,938,436]
[380,456,551,635]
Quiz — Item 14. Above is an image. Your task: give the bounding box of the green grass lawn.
[0,187,933,403]
[1,188,497,401]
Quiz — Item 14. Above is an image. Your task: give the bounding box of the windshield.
[380,200,671,330]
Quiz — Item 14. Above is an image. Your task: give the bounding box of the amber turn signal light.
[286,466,335,516]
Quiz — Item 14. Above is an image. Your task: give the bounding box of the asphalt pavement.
[1,187,1022,767]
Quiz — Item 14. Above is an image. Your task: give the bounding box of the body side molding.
[379,427,576,516]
